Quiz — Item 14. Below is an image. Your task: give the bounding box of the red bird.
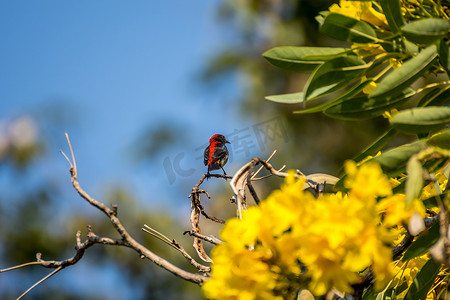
[204,134,230,176]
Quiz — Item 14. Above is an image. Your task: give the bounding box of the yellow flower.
[329,0,388,28]
[389,58,403,69]
[363,80,378,94]
[421,170,448,200]
[204,164,398,298]
[345,160,392,200]
[391,254,448,299]
[357,151,382,165]
[382,109,399,120]
[377,194,426,227]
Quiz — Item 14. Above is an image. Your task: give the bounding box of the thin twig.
[246,160,260,205]
[65,132,77,177]
[143,224,172,244]
[183,230,222,245]
[61,133,208,283]
[251,165,286,181]
[200,209,225,224]
[17,266,63,300]
[59,149,72,169]
[251,150,277,179]
[0,261,42,273]
[142,225,210,273]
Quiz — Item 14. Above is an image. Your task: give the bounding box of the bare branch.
[251,150,277,179]
[142,225,210,273]
[48,133,210,285]
[65,131,77,177]
[251,165,286,181]
[200,210,225,224]
[0,261,42,273]
[59,149,72,169]
[189,174,214,263]
[7,135,344,298]
[246,160,260,205]
[183,230,222,245]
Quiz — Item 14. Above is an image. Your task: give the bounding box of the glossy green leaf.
[428,129,450,149]
[390,106,450,134]
[370,44,438,99]
[379,0,404,34]
[294,80,372,114]
[265,92,304,104]
[402,18,450,45]
[405,157,423,205]
[320,13,378,43]
[352,128,398,162]
[439,40,450,78]
[324,89,413,120]
[370,140,426,172]
[304,56,368,100]
[404,258,441,300]
[262,47,347,72]
[403,221,440,261]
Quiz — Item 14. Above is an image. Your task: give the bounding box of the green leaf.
[320,13,378,43]
[404,258,441,300]
[369,44,438,99]
[379,0,404,34]
[370,140,426,173]
[425,87,450,107]
[439,40,450,78]
[418,85,449,107]
[402,18,450,45]
[423,193,448,209]
[303,56,368,101]
[428,129,450,149]
[324,89,413,120]
[265,92,304,104]
[405,157,423,205]
[262,46,347,72]
[376,287,396,300]
[294,80,373,114]
[403,221,440,261]
[362,286,377,300]
[390,106,450,134]
[352,128,398,162]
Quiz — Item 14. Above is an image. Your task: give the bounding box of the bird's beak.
[226,139,230,144]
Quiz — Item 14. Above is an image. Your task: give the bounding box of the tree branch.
[59,133,208,284]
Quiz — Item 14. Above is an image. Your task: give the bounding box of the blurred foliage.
[201,0,416,179]
[6,0,445,299]
[0,115,202,299]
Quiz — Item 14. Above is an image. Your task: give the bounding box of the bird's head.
[210,134,230,144]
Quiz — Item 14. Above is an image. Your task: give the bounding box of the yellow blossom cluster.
[393,254,429,298]
[203,162,399,299]
[377,168,448,227]
[329,0,388,28]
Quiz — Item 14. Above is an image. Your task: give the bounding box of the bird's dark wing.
[210,144,228,164]
[204,146,210,166]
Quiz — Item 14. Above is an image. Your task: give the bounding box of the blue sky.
[0,2,299,297]
[0,0,265,215]
[0,0,257,297]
